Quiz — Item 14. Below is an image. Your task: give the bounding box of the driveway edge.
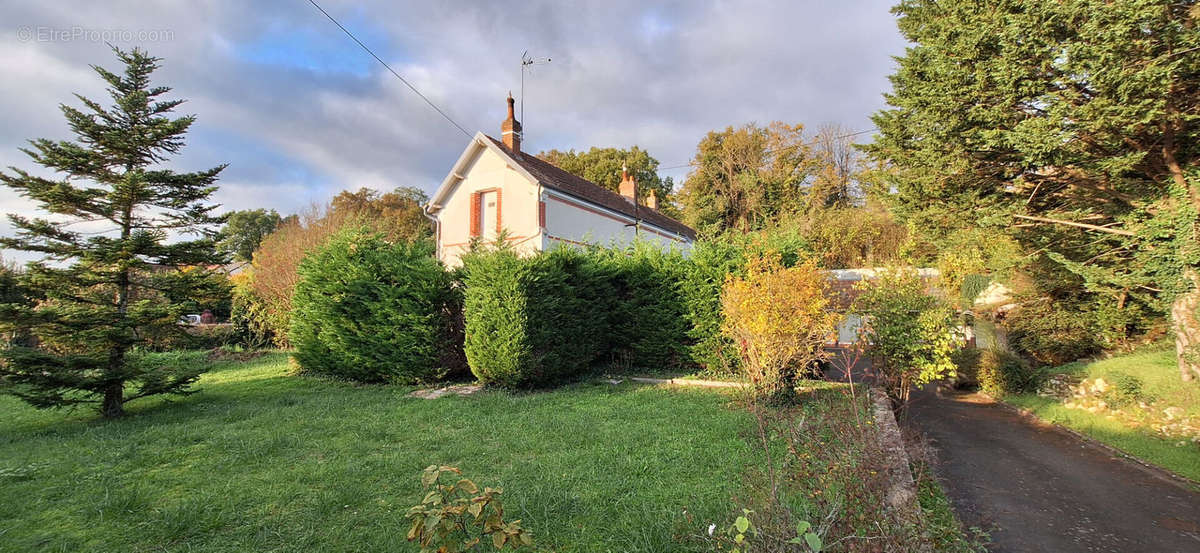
[982,391,1200,493]
[871,388,919,516]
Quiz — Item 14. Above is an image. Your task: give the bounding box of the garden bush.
[721,252,838,400]
[681,230,815,376]
[289,228,457,383]
[977,348,1039,397]
[949,347,982,390]
[853,268,959,407]
[1005,300,1102,367]
[461,247,612,388]
[592,243,690,370]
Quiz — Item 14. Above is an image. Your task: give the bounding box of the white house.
[424,94,696,267]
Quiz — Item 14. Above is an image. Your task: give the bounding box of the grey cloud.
[1,0,906,262]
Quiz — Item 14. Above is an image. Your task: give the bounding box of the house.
[424,94,696,267]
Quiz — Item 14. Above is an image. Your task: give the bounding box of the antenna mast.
[520,51,551,131]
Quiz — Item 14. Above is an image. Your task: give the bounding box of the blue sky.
[0,0,908,261]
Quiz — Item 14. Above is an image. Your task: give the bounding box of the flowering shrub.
[721,252,839,400]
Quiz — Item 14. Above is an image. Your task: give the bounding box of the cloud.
[0,0,907,262]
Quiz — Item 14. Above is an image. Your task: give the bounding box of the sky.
[0,1,909,261]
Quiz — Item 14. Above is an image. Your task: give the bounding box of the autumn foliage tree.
[721,252,839,400]
[680,122,812,234]
[236,187,432,347]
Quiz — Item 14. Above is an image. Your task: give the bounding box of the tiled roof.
[485,136,697,240]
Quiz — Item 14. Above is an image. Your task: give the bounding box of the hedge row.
[289,228,815,387]
[290,228,462,383]
[462,233,814,388]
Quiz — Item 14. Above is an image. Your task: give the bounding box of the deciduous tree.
[537,146,679,216]
[218,208,283,262]
[679,122,812,234]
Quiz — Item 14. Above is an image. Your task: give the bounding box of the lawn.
[0,352,761,553]
[1005,346,1200,483]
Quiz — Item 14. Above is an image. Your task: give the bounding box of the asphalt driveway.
[907,388,1200,553]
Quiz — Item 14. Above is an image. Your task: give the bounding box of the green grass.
[0,352,761,553]
[1005,345,1200,483]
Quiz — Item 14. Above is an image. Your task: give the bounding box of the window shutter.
[495,189,503,233]
[469,191,481,237]
[538,200,546,228]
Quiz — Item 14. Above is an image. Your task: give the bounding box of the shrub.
[461,247,611,388]
[1005,300,1101,366]
[238,188,433,348]
[853,268,959,407]
[721,252,839,400]
[949,347,982,390]
[681,230,815,376]
[977,348,1039,397]
[681,238,746,376]
[404,465,534,552]
[1103,372,1151,407]
[592,242,690,370]
[289,228,456,383]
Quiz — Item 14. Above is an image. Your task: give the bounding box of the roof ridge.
[484,135,696,240]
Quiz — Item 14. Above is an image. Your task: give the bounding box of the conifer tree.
[867,1,1200,380]
[0,47,228,416]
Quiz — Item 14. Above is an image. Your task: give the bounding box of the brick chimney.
[501,92,521,153]
[618,163,636,202]
[644,189,658,210]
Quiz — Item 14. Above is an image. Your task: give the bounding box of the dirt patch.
[408,384,483,399]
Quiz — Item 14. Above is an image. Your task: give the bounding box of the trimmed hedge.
[461,247,611,388]
[290,228,458,383]
[593,243,690,370]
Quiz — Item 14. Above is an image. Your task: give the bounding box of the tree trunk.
[1173,270,1200,382]
[100,380,124,418]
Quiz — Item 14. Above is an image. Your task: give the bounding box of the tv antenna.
[520,50,551,125]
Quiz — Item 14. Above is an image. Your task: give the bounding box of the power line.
[657,127,878,171]
[307,0,471,138]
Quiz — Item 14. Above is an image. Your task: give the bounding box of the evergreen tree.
[0,47,228,416]
[867,1,1200,380]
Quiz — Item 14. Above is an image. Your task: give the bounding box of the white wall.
[541,190,690,253]
[436,147,541,267]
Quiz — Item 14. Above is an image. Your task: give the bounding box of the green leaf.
[805,533,822,552]
[735,516,750,533]
[795,520,811,535]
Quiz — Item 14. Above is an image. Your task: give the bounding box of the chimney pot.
[645,189,658,210]
[618,166,636,202]
[501,92,522,153]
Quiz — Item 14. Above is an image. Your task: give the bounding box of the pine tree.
[0,47,228,417]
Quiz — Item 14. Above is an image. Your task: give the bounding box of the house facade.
[424,95,696,267]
